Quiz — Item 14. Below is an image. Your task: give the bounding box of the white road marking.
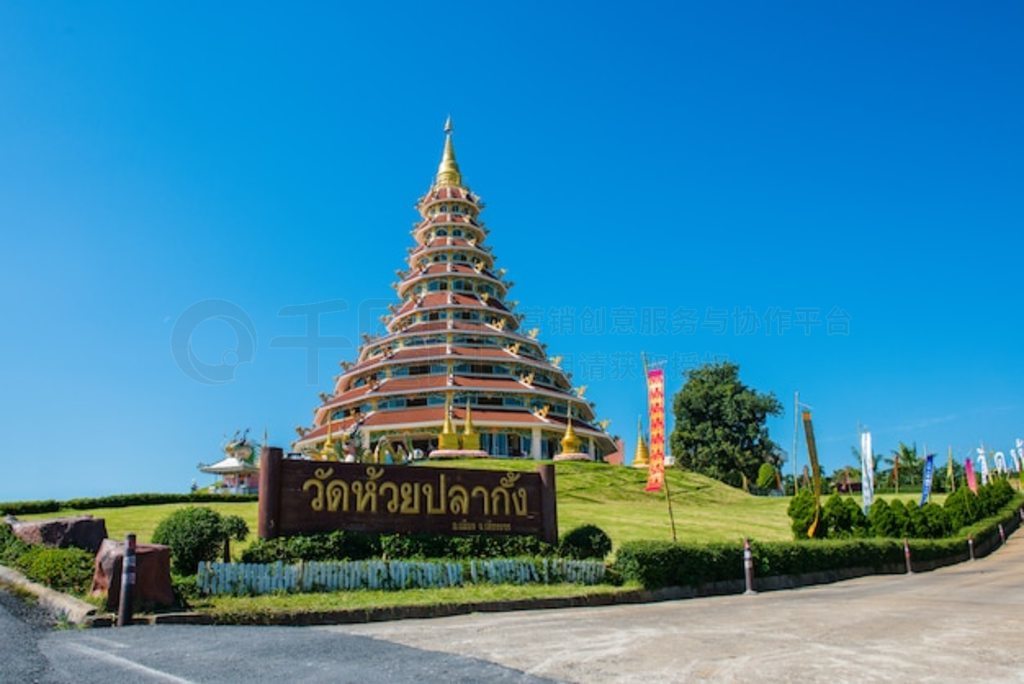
[62,642,195,683]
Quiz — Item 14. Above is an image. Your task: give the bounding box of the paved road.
[2,540,1022,683]
[337,542,1024,683]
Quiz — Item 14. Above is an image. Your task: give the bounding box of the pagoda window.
[436,228,449,237]
[440,204,448,212]
[406,397,428,407]
[452,252,468,262]
[353,377,367,387]
[408,365,430,376]
[453,363,471,373]
[331,410,345,421]
[430,364,447,374]
[451,229,464,237]
[468,363,492,374]
[478,396,503,407]
[392,367,409,376]
[426,311,443,321]
[432,254,448,262]
[493,433,508,455]
[452,280,473,292]
[359,403,373,414]
[504,397,525,407]
[427,395,446,406]
[427,280,447,291]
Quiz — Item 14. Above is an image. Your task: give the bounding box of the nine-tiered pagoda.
[293,120,616,461]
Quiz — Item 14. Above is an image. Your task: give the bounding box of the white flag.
[860,431,874,513]
[977,448,990,486]
[994,451,1007,474]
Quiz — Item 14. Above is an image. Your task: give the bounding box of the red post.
[743,538,756,595]
[538,463,558,546]
[116,533,136,627]
[903,538,913,574]
[998,523,1006,545]
[258,446,284,539]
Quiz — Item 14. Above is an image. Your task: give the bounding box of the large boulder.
[10,516,108,553]
[91,538,175,611]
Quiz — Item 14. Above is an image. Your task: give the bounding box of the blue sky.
[1,2,1022,500]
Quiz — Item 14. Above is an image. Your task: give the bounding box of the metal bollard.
[903,538,913,574]
[117,533,137,627]
[743,538,756,595]
[968,535,975,561]
[998,523,1006,545]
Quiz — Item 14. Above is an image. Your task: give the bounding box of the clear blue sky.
[2,2,1022,500]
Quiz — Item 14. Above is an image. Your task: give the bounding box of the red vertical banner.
[645,367,666,492]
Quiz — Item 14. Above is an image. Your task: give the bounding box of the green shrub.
[558,525,613,560]
[787,489,823,539]
[822,495,867,538]
[756,463,777,490]
[943,487,976,531]
[889,499,911,538]
[0,524,30,565]
[152,507,249,575]
[14,546,94,594]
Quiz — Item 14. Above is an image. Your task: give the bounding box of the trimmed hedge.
[240,530,557,565]
[0,492,257,516]
[616,496,1024,589]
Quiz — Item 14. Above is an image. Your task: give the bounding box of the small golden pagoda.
[633,416,650,468]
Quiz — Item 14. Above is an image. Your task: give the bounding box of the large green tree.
[669,362,783,488]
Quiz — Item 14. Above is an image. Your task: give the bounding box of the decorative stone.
[91,538,175,611]
[10,516,108,553]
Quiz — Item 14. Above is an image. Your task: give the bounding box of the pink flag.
[965,457,978,494]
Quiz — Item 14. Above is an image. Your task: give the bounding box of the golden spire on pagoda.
[633,415,649,468]
[560,405,582,455]
[462,400,481,451]
[318,419,335,461]
[438,393,460,450]
[435,116,462,187]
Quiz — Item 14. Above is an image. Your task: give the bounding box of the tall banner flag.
[965,457,978,494]
[644,367,666,493]
[919,454,935,507]
[994,452,1007,475]
[946,446,956,493]
[860,430,875,514]
[977,448,990,486]
[802,410,823,537]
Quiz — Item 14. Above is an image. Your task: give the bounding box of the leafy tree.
[670,362,783,488]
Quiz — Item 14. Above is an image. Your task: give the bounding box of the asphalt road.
[338,541,1024,683]
[2,539,1022,683]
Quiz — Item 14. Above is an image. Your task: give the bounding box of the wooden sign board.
[257,448,558,544]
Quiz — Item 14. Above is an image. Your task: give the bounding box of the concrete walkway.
[333,540,1024,683]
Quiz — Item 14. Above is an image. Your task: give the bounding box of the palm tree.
[884,442,921,491]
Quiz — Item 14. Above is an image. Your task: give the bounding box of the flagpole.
[792,390,800,495]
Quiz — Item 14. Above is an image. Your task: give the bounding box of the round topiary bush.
[558,524,612,560]
[152,507,248,575]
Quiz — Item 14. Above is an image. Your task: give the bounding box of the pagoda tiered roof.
[294,120,614,459]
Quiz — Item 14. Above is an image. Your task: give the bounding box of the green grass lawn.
[21,460,800,552]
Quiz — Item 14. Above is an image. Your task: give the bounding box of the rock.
[91,538,175,611]
[10,516,108,553]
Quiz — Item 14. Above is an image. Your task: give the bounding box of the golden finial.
[319,419,336,461]
[439,393,460,450]
[560,407,582,455]
[435,116,462,187]
[633,416,650,467]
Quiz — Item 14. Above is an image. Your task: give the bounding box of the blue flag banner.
[919,454,936,506]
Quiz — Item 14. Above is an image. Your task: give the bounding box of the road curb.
[0,565,97,625]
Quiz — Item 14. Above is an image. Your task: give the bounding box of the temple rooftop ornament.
[293,119,616,461]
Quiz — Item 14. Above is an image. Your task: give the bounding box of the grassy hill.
[18,461,795,551]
